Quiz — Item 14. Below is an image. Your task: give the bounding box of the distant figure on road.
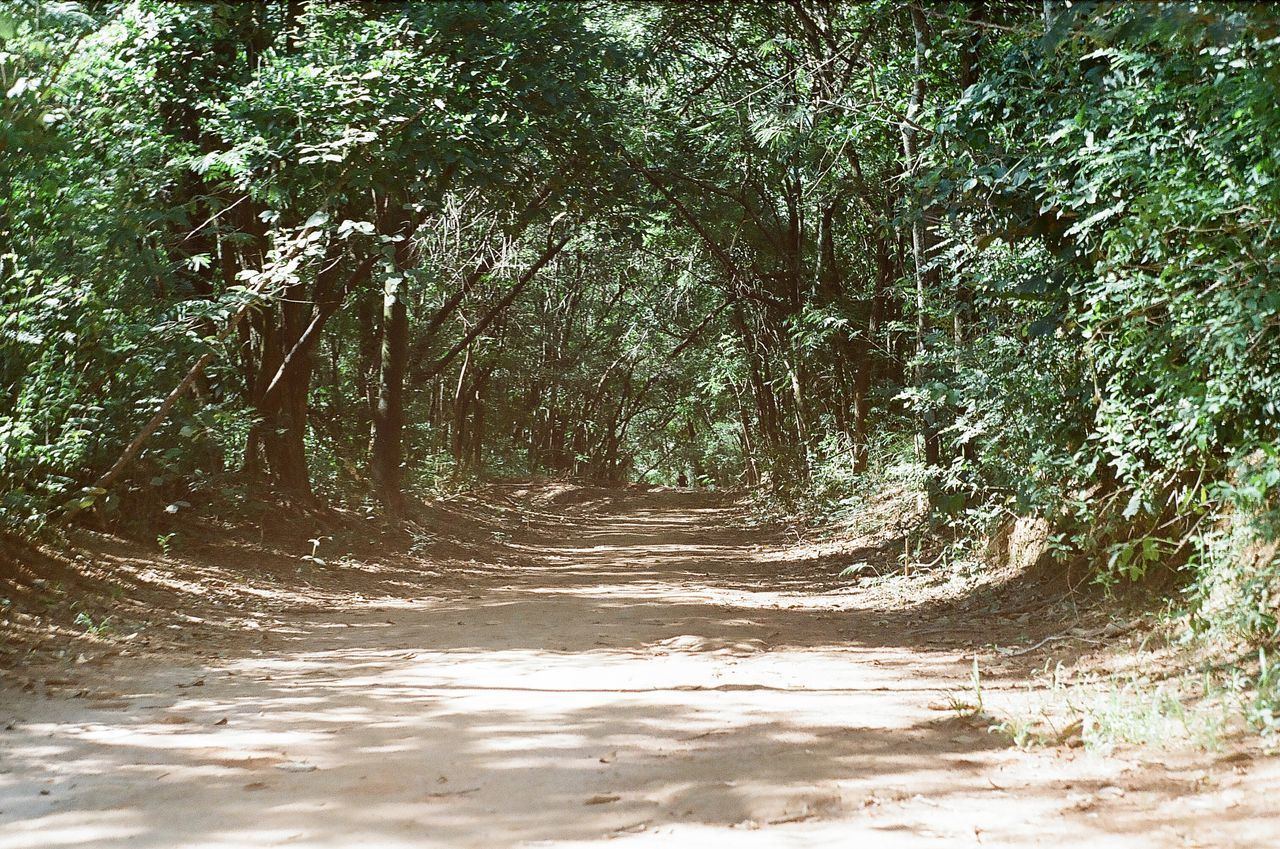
[677,472,689,488]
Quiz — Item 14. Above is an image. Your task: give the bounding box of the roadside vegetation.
[3,0,1280,746]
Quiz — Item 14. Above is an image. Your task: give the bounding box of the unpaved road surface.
[1,490,1276,847]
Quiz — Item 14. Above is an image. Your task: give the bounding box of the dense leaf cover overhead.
[3,1,1280,715]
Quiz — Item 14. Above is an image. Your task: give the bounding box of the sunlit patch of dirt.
[1,484,1277,848]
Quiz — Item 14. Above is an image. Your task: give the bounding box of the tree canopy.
[4,0,1280,725]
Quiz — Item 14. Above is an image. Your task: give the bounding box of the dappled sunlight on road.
[0,640,1007,848]
[3,490,1276,848]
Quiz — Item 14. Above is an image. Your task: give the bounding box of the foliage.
[4,0,1280,734]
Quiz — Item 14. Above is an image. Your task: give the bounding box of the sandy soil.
[1,487,1277,848]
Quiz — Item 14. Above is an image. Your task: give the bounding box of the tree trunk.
[955,1,985,364]
[370,207,415,513]
[263,351,313,496]
[451,351,471,464]
[371,271,409,512]
[243,266,315,499]
[902,1,941,474]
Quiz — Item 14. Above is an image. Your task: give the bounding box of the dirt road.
[0,489,1275,847]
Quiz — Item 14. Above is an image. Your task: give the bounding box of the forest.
[3,1,1280,846]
